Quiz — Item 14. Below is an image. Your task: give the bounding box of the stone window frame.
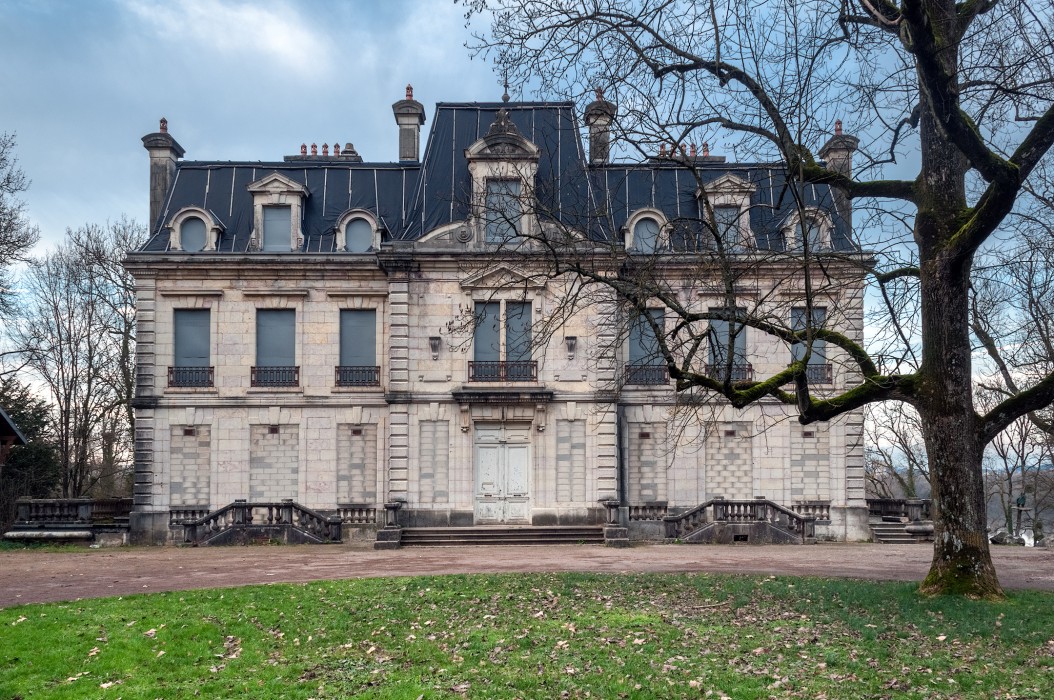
[624,208,670,252]
[247,172,309,252]
[334,208,381,252]
[782,207,834,251]
[328,292,387,393]
[167,206,223,252]
[696,173,756,250]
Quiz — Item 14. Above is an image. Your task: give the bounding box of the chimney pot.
[322,143,329,156]
[659,144,666,157]
[406,84,413,100]
[690,143,697,158]
[333,142,341,156]
[160,117,168,133]
[680,144,687,157]
[311,143,318,156]
[702,142,710,157]
[835,119,843,136]
[300,143,307,156]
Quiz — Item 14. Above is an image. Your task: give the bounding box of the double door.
[474,423,531,523]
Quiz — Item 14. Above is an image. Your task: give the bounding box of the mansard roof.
[139,100,855,254]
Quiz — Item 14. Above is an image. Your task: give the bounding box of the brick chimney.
[583,88,616,164]
[818,120,859,229]
[141,117,185,232]
[391,84,426,162]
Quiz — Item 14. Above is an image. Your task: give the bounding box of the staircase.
[399,525,605,547]
[870,520,918,544]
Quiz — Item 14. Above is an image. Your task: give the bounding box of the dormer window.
[335,209,379,252]
[785,208,832,251]
[166,206,223,252]
[247,172,308,252]
[625,209,668,252]
[713,206,740,246]
[698,173,756,251]
[485,179,522,242]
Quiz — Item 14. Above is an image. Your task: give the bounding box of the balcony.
[468,361,537,382]
[168,366,214,388]
[704,363,755,382]
[624,363,668,385]
[251,366,300,387]
[335,365,381,387]
[803,363,833,384]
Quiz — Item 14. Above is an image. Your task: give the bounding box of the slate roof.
[140,101,854,253]
[0,405,28,447]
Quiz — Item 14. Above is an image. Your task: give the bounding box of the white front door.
[474,423,531,524]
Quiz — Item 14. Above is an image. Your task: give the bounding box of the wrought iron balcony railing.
[624,363,668,385]
[804,363,833,384]
[168,366,214,388]
[251,366,300,387]
[704,363,755,382]
[468,360,538,382]
[335,365,381,387]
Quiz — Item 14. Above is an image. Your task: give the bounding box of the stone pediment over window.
[247,172,309,252]
[459,264,546,292]
[464,109,541,162]
[699,173,757,198]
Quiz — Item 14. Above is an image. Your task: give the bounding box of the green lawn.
[1,572,1051,699]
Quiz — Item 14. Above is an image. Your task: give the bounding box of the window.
[791,306,831,383]
[626,308,667,385]
[470,300,535,381]
[337,309,379,386]
[180,217,207,252]
[254,309,298,387]
[485,179,522,242]
[345,218,373,252]
[262,206,292,252]
[632,217,661,253]
[796,217,823,250]
[707,308,751,381]
[713,205,740,247]
[170,309,212,387]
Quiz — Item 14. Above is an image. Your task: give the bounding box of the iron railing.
[335,365,381,387]
[468,360,538,382]
[251,366,300,387]
[168,366,214,387]
[624,363,668,385]
[704,363,755,382]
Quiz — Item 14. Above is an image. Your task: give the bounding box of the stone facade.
[126,98,871,544]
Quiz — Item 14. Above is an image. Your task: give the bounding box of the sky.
[0,0,504,251]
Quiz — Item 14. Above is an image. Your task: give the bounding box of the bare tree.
[462,0,1054,597]
[8,221,143,498]
[0,133,40,341]
[865,403,929,499]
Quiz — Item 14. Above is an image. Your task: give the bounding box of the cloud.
[122,0,332,80]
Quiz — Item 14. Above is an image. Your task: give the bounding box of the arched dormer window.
[334,209,379,252]
[784,208,833,252]
[625,209,668,253]
[167,206,224,252]
[464,109,541,245]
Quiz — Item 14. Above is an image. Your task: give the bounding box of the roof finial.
[502,66,511,103]
[159,117,168,133]
[406,84,414,100]
[595,86,604,101]
[835,119,843,136]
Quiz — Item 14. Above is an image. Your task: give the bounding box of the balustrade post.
[754,496,767,522]
[233,499,247,526]
[281,499,294,525]
[905,499,923,522]
[600,499,620,526]
[713,497,727,521]
[383,500,404,529]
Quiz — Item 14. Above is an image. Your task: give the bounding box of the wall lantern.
[429,336,442,360]
[565,336,577,360]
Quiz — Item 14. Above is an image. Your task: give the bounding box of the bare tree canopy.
[0,133,40,321]
[462,0,1054,597]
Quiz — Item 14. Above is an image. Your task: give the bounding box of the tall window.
[170,309,212,387]
[791,307,830,383]
[626,308,667,385]
[713,205,740,247]
[471,301,535,381]
[632,217,661,252]
[707,308,750,381]
[254,309,298,386]
[485,179,522,242]
[337,309,379,386]
[262,205,292,252]
[796,217,823,250]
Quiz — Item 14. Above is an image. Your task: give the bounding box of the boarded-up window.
[174,309,210,367]
[418,421,450,504]
[628,308,664,366]
[345,218,372,252]
[262,205,291,251]
[555,420,586,503]
[627,422,667,503]
[339,309,376,366]
[180,217,207,251]
[256,309,295,366]
[474,302,500,363]
[337,424,377,504]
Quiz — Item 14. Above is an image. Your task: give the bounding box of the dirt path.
[2,542,1052,608]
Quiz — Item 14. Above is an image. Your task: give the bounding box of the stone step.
[400,526,605,547]
[870,521,924,544]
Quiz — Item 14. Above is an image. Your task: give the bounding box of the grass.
[1,572,1052,699]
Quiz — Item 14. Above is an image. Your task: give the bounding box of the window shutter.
[345,219,372,252]
[180,217,207,252]
[791,307,826,364]
[174,310,210,367]
[506,302,532,362]
[629,309,663,365]
[473,302,501,362]
[262,206,292,251]
[340,310,376,366]
[256,309,295,366]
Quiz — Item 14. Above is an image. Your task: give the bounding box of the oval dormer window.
[345,218,373,253]
[632,217,660,253]
[181,217,207,252]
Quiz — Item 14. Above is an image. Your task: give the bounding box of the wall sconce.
[429,336,442,360]
[565,336,577,360]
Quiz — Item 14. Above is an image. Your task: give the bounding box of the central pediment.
[459,264,546,291]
